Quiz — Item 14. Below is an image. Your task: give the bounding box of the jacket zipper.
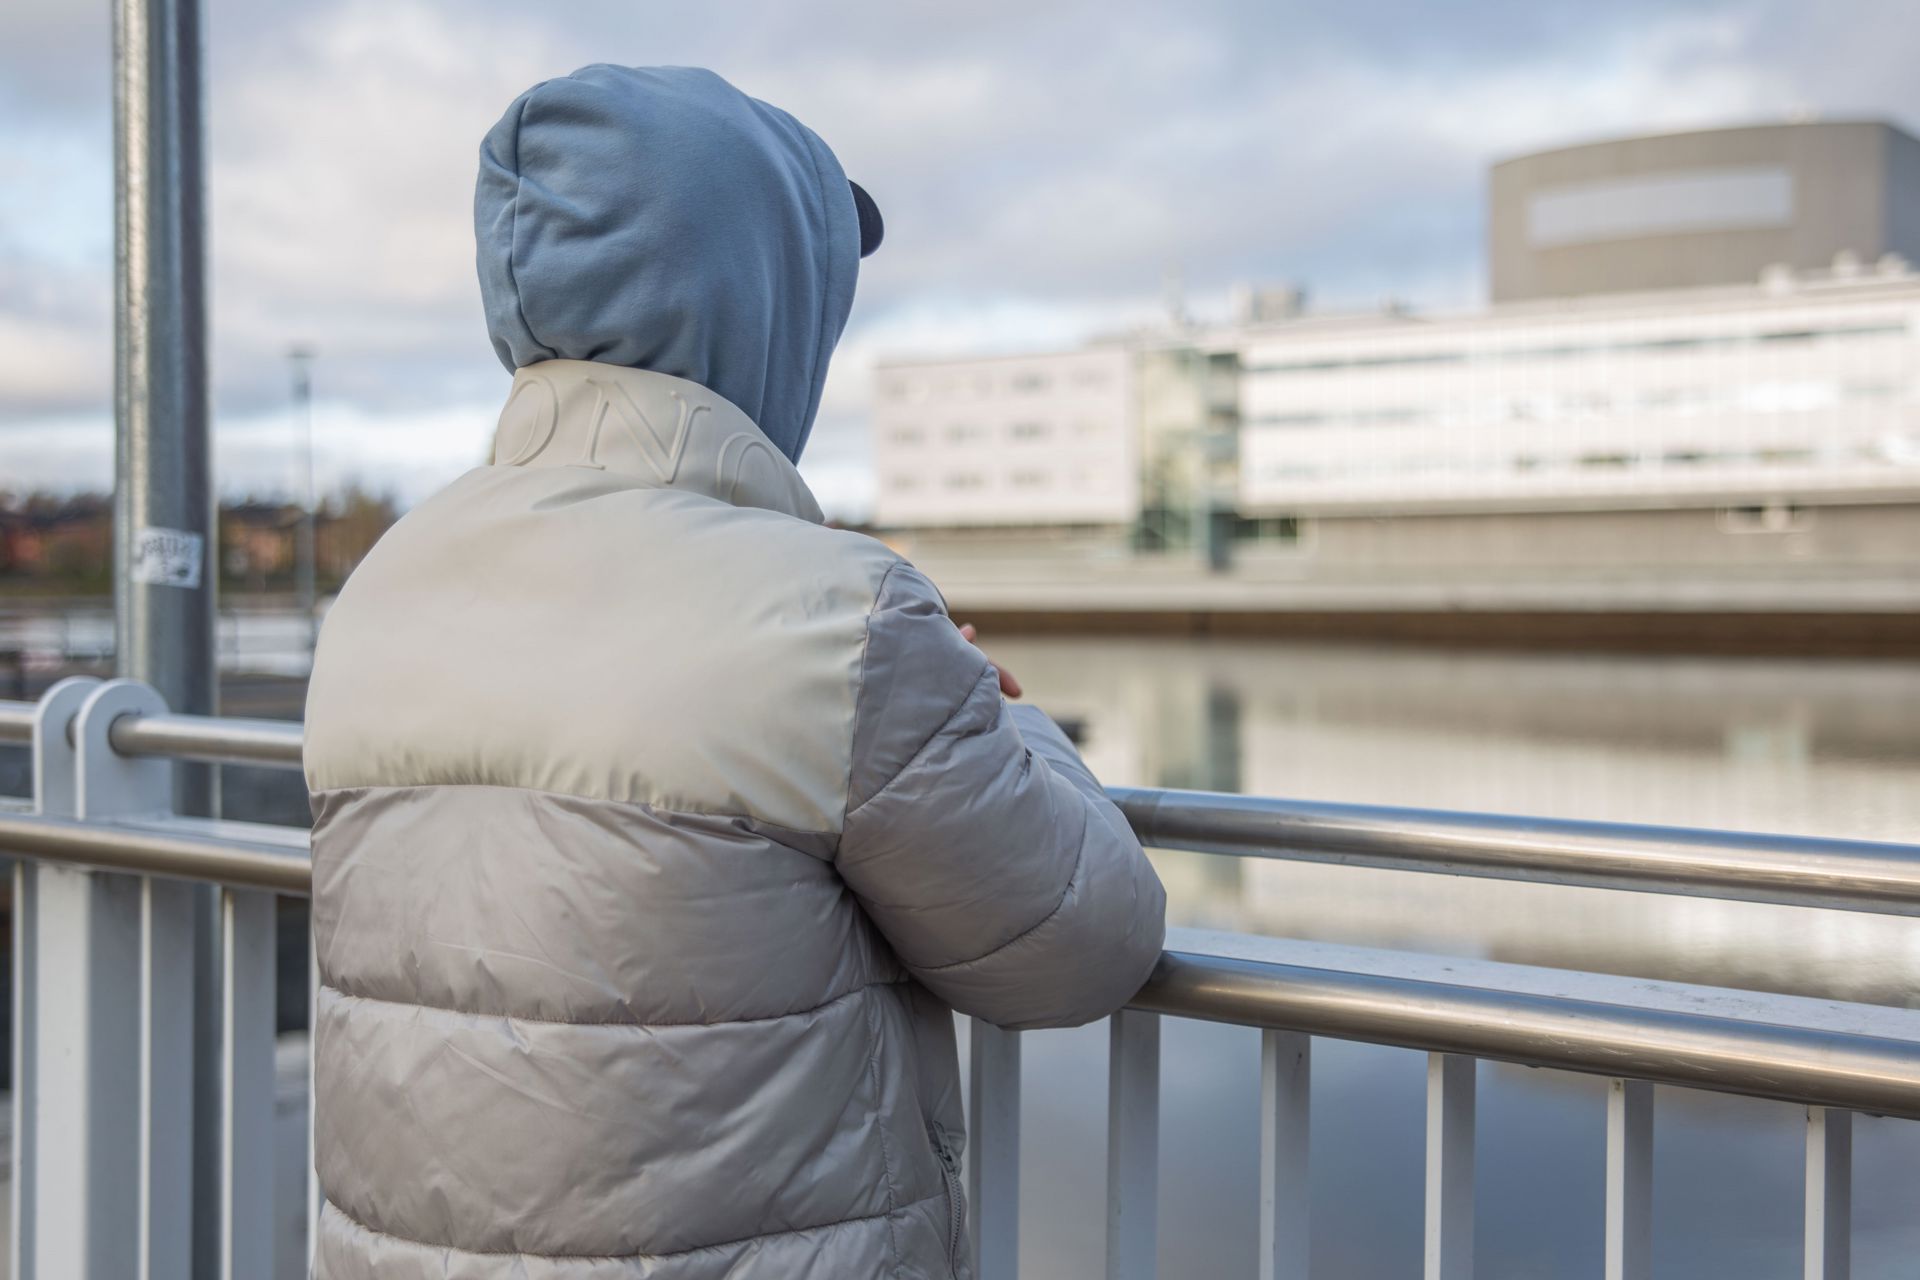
[929,1126,965,1272]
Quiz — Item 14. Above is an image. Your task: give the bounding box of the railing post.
[76,679,195,1280]
[17,676,102,1280]
[1805,1107,1851,1280]
[1106,1010,1160,1280]
[967,1019,1022,1280]
[1424,1053,1475,1280]
[1605,1079,1653,1280]
[1259,1030,1311,1280]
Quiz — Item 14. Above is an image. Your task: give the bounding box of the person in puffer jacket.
[302,63,1166,1280]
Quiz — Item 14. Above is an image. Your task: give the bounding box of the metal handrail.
[1,805,1917,1119]
[109,710,305,766]
[1137,950,1920,1120]
[0,811,311,895]
[7,697,1920,915]
[1112,787,1920,916]
[0,698,307,764]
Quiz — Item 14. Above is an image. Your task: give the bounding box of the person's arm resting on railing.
[837,562,1167,1030]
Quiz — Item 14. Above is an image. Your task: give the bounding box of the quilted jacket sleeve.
[836,561,1166,1029]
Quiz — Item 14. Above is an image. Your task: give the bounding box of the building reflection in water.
[1003,635,1920,1006]
[983,636,1920,1279]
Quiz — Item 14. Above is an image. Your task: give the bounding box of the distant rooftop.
[1487,119,1920,302]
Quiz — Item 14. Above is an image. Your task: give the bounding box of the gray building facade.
[1489,121,1920,302]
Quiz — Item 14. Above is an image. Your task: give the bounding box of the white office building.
[1237,264,1920,516]
[868,122,1920,625]
[870,346,1139,529]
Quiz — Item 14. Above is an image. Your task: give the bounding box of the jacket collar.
[488,360,825,524]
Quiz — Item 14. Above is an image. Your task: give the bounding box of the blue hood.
[475,65,862,463]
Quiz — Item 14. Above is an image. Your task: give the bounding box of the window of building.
[1009,470,1050,489]
[944,424,985,445]
[1240,321,1907,381]
[1009,370,1052,393]
[889,427,924,446]
[1844,381,1903,402]
[1009,422,1050,441]
[1232,516,1303,544]
[943,472,985,491]
[1352,407,1427,426]
[1719,504,1813,534]
[1526,166,1794,248]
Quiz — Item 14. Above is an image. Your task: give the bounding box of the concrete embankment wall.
[900,504,1920,657]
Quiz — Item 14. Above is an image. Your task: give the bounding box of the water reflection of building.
[995,632,1920,1005]
[872,122,1920,628]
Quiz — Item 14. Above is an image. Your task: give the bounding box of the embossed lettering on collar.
[491,361,824,523]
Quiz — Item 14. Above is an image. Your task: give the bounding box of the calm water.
[979,636,1920,1279]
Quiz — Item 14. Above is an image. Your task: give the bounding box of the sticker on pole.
[130,526,205,589]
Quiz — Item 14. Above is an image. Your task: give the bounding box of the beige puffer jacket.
[303,359,1167,1279]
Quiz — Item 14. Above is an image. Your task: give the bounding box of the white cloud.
[214,396,498,501]
[205,0,563,414]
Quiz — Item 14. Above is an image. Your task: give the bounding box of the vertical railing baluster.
[1424,1053,1475,1280]
[1260,1030,1311,1280]
[1605,1079,1653,1280]
[220,888,276,1280]
[1805,1107,1852,1280]
[140,876,196,1279]
[1106,1010,1160,1280]
[10,857,36,1280]
[968,1019,1022,1280]
[308,927,321,1268]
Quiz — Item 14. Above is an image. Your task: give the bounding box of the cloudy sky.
[3,0,1917,517]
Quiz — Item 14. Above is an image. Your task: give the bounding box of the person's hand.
[957,623,1023,699]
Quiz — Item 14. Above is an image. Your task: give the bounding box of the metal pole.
[112,0,219,1273]
[114,0,214,780]
[288,346,317,651]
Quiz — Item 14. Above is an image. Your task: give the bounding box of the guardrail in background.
[2,684,1916,1280]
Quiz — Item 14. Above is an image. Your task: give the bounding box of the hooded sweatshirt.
[475,64,860,462]
[303,64,1166,1280]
